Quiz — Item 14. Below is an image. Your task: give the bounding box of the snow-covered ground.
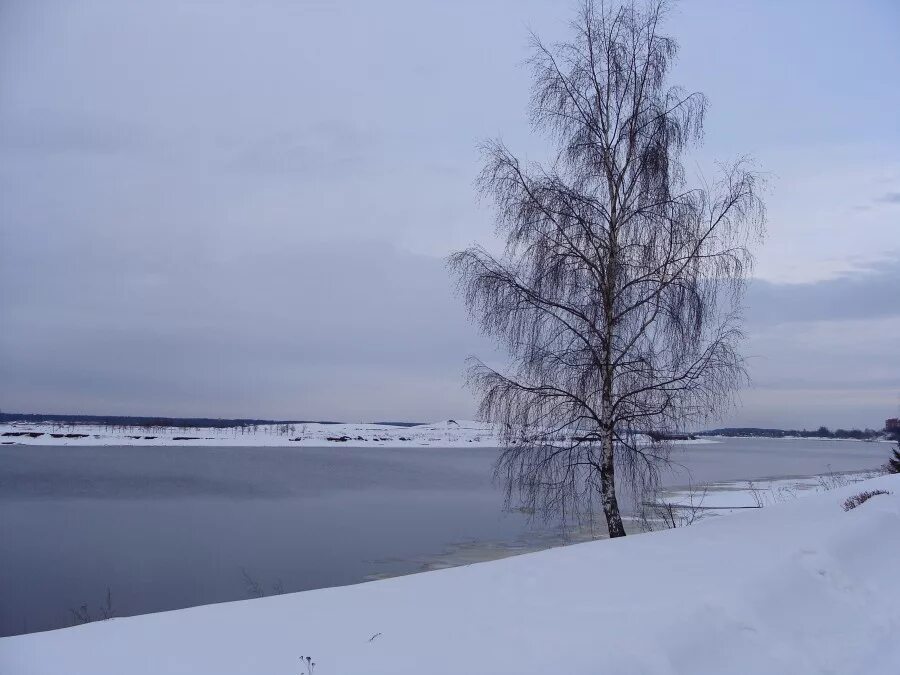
[2,473,898,675]
[0,419,499,447]
[656,470,885,518]
[0,420,718,448]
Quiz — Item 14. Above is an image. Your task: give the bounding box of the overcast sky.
[1,0,898,429]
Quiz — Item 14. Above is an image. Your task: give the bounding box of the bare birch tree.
[450,0,765,538]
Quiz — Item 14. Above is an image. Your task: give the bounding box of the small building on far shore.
[886,418,900,432]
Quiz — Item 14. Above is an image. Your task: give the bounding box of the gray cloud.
[0,111,151,156]
[1,0,899,429]
[745,257,900,325]
[734,261,900,429]
[0,238,494,420]
[225,122,377,177]
[875,191,900,204]
[2,228,897,427]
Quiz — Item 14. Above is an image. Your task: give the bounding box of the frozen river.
[0,437,889,637]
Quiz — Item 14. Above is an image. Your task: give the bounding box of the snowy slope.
[2,474,898,675]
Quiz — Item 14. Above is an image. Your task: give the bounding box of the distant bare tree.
[451,0,765,537]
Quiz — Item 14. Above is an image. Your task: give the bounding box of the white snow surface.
[2,474,898,675]
[0,419,499,447]
[659,471,884,514]
[0,420,717,448]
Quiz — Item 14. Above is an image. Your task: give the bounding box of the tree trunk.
[600,433,627,537]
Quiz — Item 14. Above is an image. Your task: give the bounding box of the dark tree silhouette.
[451,0,765,537]
[887,441,900,474]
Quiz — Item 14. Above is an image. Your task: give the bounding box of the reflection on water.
[0,439,889,637]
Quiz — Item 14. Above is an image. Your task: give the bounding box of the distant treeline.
[698,427,883,440]
[0,412,421,429]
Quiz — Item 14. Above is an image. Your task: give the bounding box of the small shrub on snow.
[299,655,316,675]
[842,490,891,512]
[240,568,284,598]
[638,486,708,531]
[68,587,116,626]
[815,469,849,491]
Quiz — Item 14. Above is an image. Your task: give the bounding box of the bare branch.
[450,0,765,538]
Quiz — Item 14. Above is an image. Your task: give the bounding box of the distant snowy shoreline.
[700,433,893,443]
[0,420,499,448]
[0,420,721,449]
